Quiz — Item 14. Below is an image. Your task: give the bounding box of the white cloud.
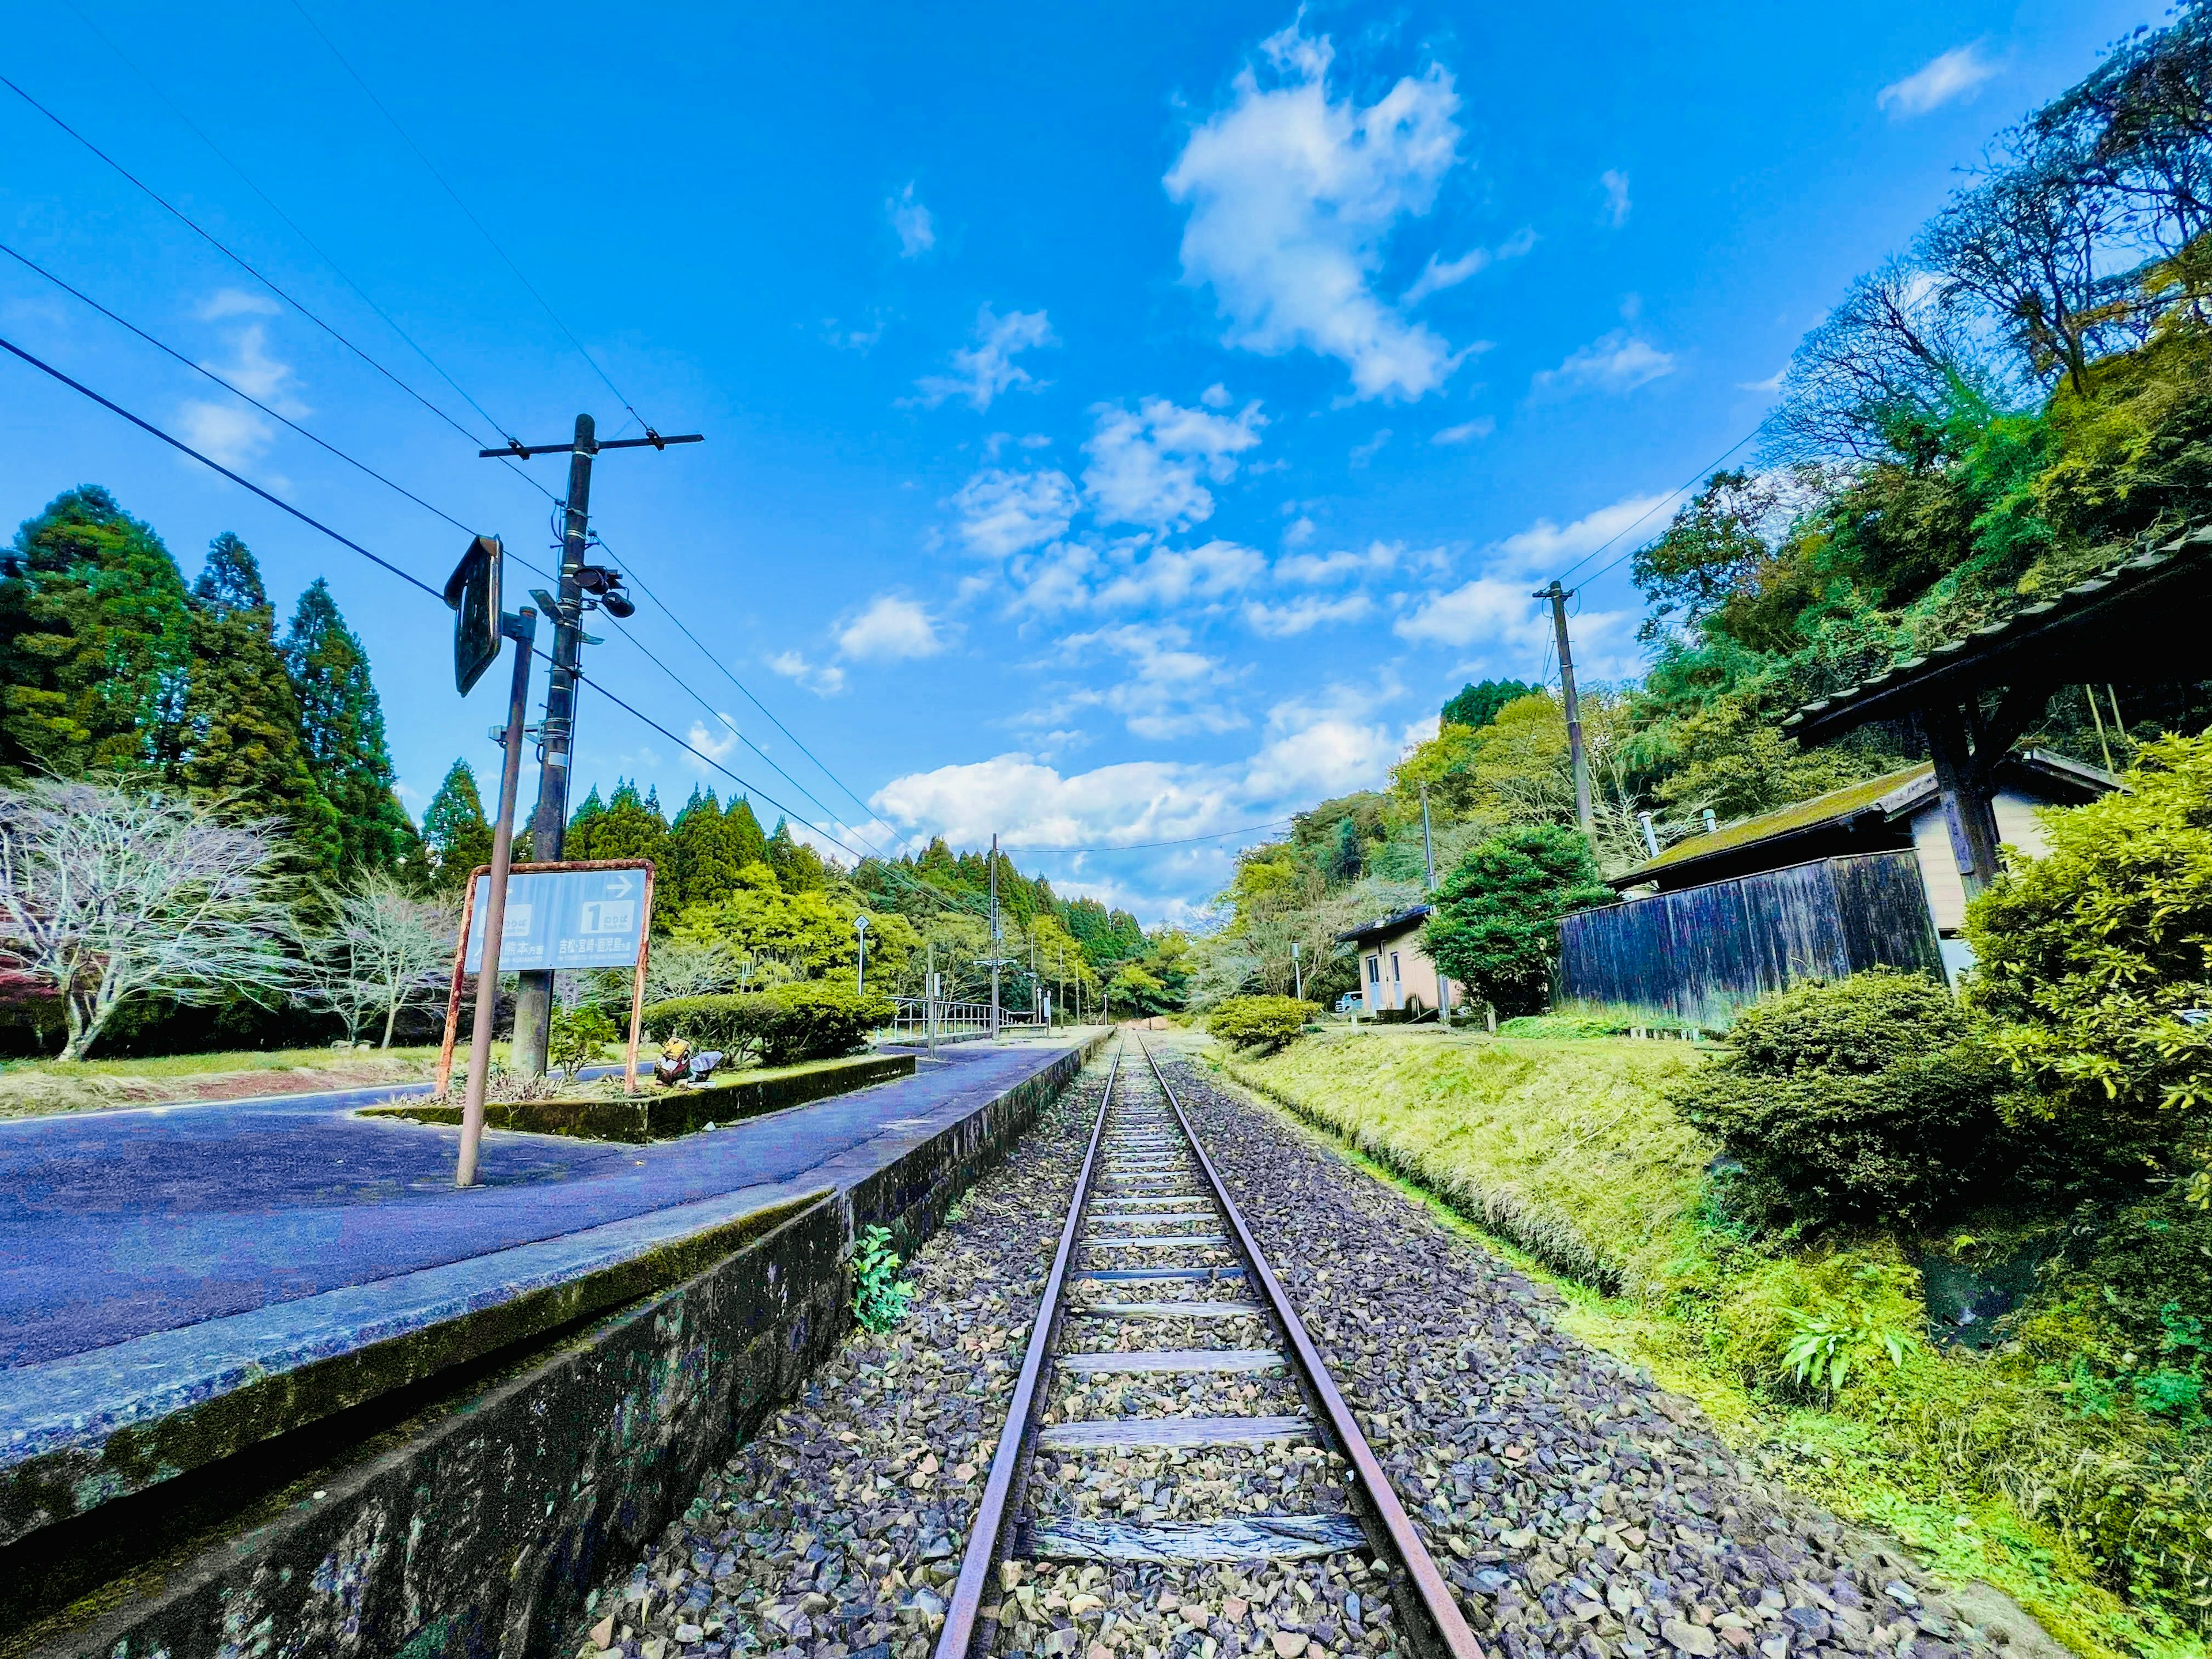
[198,288,279,320]
[1281,514,1317,547]
[1600,169,1632,228]
[1164,21,1464,401]
[837,594,942,662]
[1402,247,1488,306]
[767,650,847,696]
[1495,225,1538,259]
[952,467,1078,556]
[888,182,935,256]
[684,718,741,766]
[1348,428,1392,467]
[1532,329,1675,395]
[1243,592,1374,636]
[1739,366,1787,394]
[1081,395,1266,531]
[910,305,1056,411]
[1200,382,1233,408]
[1393,575,1547,650]
[178,401,275,469]
[1092,539,1267,611]
[1062,622,1248,739]
[1275,539,1408,585]
[1432,416,1493,444]
[1493,491,1677,575]
[1878,43,1997,118]
[201,323,306,414]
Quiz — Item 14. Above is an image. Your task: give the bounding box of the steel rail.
[1134,1033,1487,1659]
[934,1043,1122,1659]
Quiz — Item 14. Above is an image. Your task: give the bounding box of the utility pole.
[1535,580,1593,831]
[1421,781,1452,1029]
[1290,940,1302,1002]
[484,414,700,1077]
[988,832,1001,1041]
[925,939,938,1061]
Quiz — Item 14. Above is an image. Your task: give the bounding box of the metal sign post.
[437,858,659,1101]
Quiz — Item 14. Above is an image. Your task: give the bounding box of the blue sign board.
[465,867,647,972]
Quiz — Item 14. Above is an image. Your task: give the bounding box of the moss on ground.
[1205,1032,2211,1659]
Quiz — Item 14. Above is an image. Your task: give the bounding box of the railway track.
[935,1033,1483,1659]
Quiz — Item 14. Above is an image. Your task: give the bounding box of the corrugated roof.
[1334,903,1432,944]
[1616,764,1933,882]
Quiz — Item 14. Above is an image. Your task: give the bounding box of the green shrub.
[850,1224,911,1332]
[1964,731,2212,1198]
[1423,825,1614,1016]
[548,1004,619,1073]
[1208,995,1314,1053]
[1668,969,2011,1232]
[641,981,895,1066]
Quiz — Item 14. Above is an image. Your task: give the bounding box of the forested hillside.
[1198,4,2212,1004]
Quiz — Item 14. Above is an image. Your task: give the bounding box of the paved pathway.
[0,1040,1075,1370]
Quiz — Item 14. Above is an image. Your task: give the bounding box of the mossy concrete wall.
[28,1035,1104,1659]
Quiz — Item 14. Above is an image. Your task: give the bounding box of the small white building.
[1335,903,1457,1017]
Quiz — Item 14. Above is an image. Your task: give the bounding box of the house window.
[1390,952,1401,982]
[1366,956,1380,983]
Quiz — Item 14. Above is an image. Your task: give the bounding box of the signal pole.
[483,413,700,1076]
[1534,580,1593,831]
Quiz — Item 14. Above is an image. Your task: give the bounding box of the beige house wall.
[1357,923,1453,1014]
[1908,786,2058,935]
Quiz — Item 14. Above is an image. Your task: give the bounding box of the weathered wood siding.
[1558,851,1944,1025]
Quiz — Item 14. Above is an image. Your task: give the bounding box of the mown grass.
[1210,1028,2210,1659]
[0,1043,455,1120]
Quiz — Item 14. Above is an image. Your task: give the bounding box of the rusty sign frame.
[435,858,659,1098]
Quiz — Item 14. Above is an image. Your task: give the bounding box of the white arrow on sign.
[608,872,635,897]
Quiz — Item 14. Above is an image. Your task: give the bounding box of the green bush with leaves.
[1207,995,1313,1053]
[1422,825,1614,1017]
[548,1004,620,1073]
[1668,969,2011,1232]
[1964,731,2212,1199]
[641,980,895,1066]
[1780,1261,1923,1397]
[850,1224,911,1332]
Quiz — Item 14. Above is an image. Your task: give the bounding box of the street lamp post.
[854,913,870,996]
[1290,940,1303,1002]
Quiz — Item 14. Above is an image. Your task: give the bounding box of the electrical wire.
[0,71,549,493]
[0,241,484,539]
[1547,427,1760,591]
[287,0,655,437]
[1,331,446,600]
[1008,820,1295,855]
[55,0,532,457]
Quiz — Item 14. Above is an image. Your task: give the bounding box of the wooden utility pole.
[1535,580,1593,830]
[486,413,700,1077]
[988,832,1001,1040]
[1421,781,1452,1027]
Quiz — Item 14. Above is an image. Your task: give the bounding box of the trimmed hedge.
[1207,995,1315,1054]
[642,981,896,1066]
[1665,969,2009,1232]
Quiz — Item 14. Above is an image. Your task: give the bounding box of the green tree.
[421,759,493,889]
[177,535,342,876]
[1329,815,1363,884]
[726,796,771,870]
[1423,825,1614,1016]
[581,781,672,870]
[565,785,607,856]
[767,818,831,890]
[669,787,747,909]
[281,578,418,873]
[1441,678,1537,732]
[0,486,194,782]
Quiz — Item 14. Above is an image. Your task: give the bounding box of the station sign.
[464,865,647,972]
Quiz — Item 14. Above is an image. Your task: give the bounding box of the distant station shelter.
[1561,531,2212,1024]
[1337,903,1452,1018]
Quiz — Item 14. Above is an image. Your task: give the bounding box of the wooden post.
[1922,701,2003,898]
[624,863,657,1095]
[435,872,483,1097]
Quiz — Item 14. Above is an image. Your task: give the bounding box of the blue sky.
[0,0,2152,923]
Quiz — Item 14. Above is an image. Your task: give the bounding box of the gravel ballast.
[1154,1046,2055,1659]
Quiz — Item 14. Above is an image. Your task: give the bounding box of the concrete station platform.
[1,1035,1096,1544]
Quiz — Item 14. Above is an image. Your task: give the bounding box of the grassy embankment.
[0,1044,456,1120]
[1207,1025,2208,1659]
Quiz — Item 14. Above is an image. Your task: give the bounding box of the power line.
[1547,427,1760,590]
[0,331,446,601]
[287,0,656,437]
[0,70,546,486]
[54,0,532,456]
[0,241,485,540]
[1009,819,1296,855]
